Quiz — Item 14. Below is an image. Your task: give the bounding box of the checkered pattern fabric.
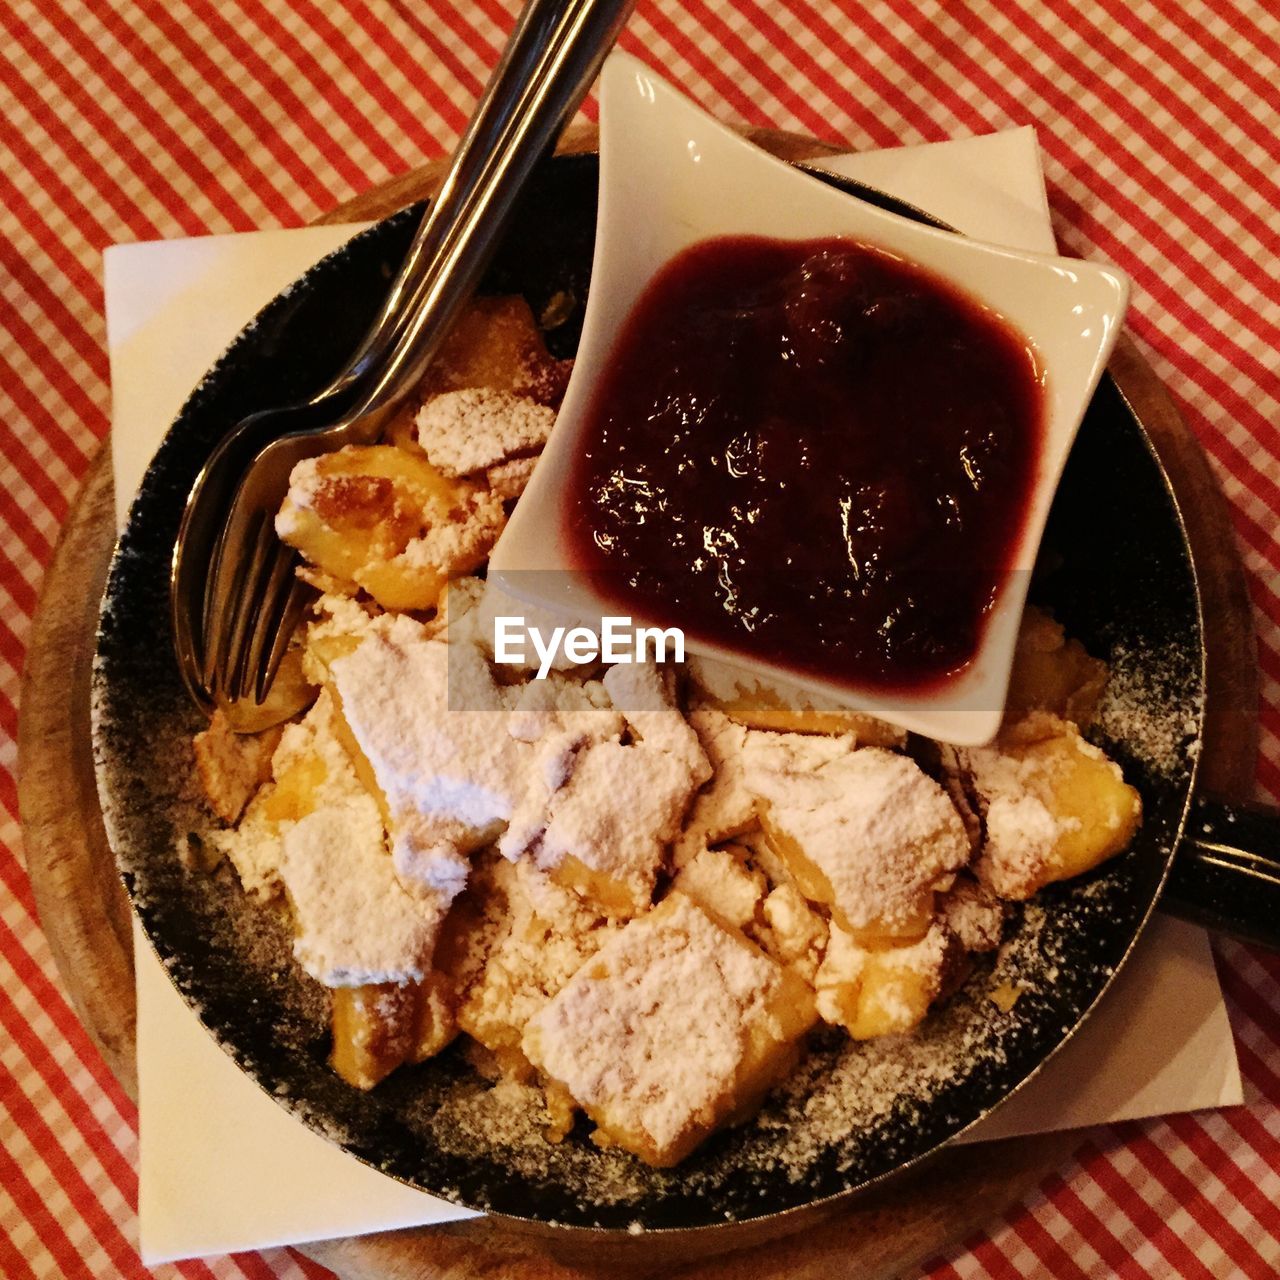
[3,2,1278,1276]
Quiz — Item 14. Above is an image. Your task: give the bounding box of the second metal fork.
[171,0,634,731]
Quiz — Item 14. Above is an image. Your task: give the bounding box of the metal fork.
[171,0,634,732]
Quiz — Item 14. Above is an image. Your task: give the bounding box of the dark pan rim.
[91,151,1207,1235]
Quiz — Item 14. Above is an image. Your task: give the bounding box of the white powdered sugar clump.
[523,894,782,1158]
[327,622,534,901]
[939,877,1005,953]
[209,792,284,902]
[744,745,969,933]
[281,798,444,986]
[498,680,625,861]
[416,387,555,477]
[1094,638,1201,779]
[506,673,621,747]
[272,455,325,520]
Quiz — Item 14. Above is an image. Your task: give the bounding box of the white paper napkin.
[103,127,1241,1266]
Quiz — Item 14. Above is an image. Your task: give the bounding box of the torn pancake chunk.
[960,712,1141,900]
[192,711,280,824]
[523,893,815,1167]
[416,387,555,478]
[458,858,615,1080]
[532,739,698,917]
[329,975,456,1090]
[276,444,500,610]
[279,794,445,987]
[672,708,756,867]
[673,845,767,931]
[1003,606,1108,728]
[210,689,353,899]
[754,883,829,985]
[746,745,969,944]
[602,663,711,784]
[413,294,573,407]
[815,921,963,1039]
[485,453,539,501]
[326,620,533,901]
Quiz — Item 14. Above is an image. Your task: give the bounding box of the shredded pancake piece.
[281,797,445,987]
[523,892,815,1167]
[416,387,556,478]
[745,743,970,942]
[326,619,534,902]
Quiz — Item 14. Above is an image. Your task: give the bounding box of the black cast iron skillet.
[92,153,1280,1236]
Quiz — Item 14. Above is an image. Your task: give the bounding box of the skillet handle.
[1161,795,1280,950]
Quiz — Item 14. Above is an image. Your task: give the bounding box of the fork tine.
[238,540,298,702]
[258,576,314,705]
[213,511,273,702]
[199,512,257,695]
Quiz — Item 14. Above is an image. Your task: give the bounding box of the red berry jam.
[565,236,1045,693]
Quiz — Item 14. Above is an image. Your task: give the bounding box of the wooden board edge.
[17,442,139,1100]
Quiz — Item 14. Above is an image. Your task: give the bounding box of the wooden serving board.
[17,128,1258,1280]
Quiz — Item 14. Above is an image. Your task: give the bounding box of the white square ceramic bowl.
[490,52,1129,745]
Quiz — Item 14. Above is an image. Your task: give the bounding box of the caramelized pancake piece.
[815,922,964,1040]
[416,294,573,406]
[276,444,502,610]
[192,711,281,824]
[961,713,1142,899]
[457,859,614,1081]
[277,445,457,580]
[330,973,457,1090]
[523,893,815,1168]
[687,654,906,746]
[1004,606,1108,728]
[745,741,969,943]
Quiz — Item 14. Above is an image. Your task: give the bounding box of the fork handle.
[319,0,636,421]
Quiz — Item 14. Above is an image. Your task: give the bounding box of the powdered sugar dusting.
[745,745,970,932]
[416,388,555,477]
[1095,637,1202,779]
[525,894,784,1160]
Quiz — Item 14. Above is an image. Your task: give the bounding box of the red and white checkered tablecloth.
[4,1,1279,1276]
